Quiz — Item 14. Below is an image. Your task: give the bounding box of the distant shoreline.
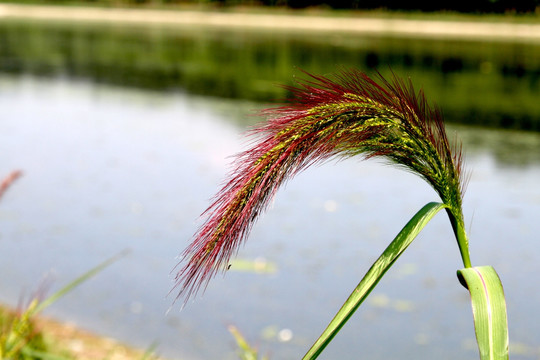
[1,3,540,42]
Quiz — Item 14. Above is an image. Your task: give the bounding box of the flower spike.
[175,69,467,302]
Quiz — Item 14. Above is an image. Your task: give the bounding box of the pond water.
[1,74,540,360]
[1,18,540,360]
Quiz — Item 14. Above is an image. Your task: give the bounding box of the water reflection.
[455,125,540,167]
[1,75,540,359]
[0,20,539,130]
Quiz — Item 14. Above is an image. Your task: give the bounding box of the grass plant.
[178,69,509,359]
[0,253,125,359]
[228,325,269,360]
[0,171,156,360]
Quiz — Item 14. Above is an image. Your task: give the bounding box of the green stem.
[446,208,471,268]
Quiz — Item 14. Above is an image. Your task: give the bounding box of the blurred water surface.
[0,19,540,360]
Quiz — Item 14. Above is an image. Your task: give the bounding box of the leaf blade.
[303,201,447,360]
[457,266,509,360]
[31,250,128,316]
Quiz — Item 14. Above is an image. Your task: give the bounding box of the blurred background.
[0,1,539,359]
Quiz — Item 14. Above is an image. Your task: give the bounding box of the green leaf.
[457,266,509,360]
[20,347,72,360]
[303,201,447,360]
[31,250,129,316]
[228,325,269,360]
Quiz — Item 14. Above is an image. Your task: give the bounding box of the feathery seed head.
[174,69,466,302]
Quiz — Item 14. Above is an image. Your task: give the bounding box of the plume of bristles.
[175,69,466,302]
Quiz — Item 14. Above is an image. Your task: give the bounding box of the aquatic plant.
[177,69,509,359]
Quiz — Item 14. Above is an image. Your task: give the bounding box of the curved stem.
[446,208,472,268]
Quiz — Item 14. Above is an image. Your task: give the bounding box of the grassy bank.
[1,1,540,27]
[0,302,164,360]
[1,0,539,20]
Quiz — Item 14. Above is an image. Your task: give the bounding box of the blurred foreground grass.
[0,248,164,360]
[0,303,162,360]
